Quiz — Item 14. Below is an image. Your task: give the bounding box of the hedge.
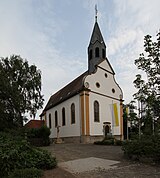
[0,132,57,177]
[8,168,43,178]
[122,135,160,162]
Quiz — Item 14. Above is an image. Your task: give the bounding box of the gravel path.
[42,143,160,178]
[59,157,120,174]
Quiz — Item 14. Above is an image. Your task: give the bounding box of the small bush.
[104,135,114,140]
[103,139,114,145]
[27,126,51,146]
[122,135,160,162]
[114,139,123,146]
[8,168,43,178]
[0,132,57,177]
[94,136,114,145]
[4,128,27,139]
[122,140,142,159]
[94,141,103,145]
[94,136,123,146]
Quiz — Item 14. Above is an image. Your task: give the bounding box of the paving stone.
[59,157,120,174]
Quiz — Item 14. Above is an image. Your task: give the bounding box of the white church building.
[40,18,123,143]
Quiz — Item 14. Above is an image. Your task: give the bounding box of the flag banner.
[126,106,129,116]
[110,103,119,127]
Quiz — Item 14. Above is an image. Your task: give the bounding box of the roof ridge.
[43,71,88,112]
[51,70,88,98]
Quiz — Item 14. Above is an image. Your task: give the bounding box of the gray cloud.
[0,0,159,117]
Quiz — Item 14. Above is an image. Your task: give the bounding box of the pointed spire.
[89,22,105,46]
[87,7,106,74]
[87,5,105,46]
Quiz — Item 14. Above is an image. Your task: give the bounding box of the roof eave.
[44,88,87,111]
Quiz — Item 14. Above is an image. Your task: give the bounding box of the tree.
[0,55,44,129]
[123,101,138,139]
[133,31,160,135]
[122,31,160,162]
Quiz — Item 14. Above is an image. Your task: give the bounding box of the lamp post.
[119,94,123,140]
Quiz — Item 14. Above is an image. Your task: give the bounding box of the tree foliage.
[0,55,44,129]
[0,132,56,177]
[133,31,160,135]
[122,31,160,162]
[123,101,138,139]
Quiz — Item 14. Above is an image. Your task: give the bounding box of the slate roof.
[89,22,106,47]
[40,71,88,116]
[40,21,113,117]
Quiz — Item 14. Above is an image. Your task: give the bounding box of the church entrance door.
[103,122,111,137]
[105,125,110,136]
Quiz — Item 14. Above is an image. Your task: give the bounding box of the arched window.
[55,111,58,127]
[95,47,99,57]
[89,49,92,60]
[94,101,100,122]
[102,49,105,58]
[71,103,75,124]
[62,107,66,126]
[49,113,51,128]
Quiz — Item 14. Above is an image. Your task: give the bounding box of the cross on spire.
[95,4,98,22]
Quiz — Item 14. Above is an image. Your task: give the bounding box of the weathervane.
[95,4,98,22]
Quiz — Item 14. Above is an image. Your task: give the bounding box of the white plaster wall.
[89,92,121,136]
[85,60,122,136]
[85,60,122,101]
[99,59,114,73]
[41,115,45,121]
[46,94,81,138]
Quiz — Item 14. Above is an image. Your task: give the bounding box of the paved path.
[42,143,160,178]
[46,143,124,162]
[59,157,120,174]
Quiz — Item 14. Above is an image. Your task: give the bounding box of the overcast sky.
[0,0,160,118]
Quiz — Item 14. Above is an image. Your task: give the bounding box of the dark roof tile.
[42,71,88,113]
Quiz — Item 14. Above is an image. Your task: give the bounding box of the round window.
[84,82,89,88]
[96,82,100,88]
[105,73,108,78]
[112,88,115,93]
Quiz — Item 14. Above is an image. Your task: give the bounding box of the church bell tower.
[88,6,106,74]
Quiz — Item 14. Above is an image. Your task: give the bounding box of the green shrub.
[94,141,103,145]
[104,135,114,140]
[94,136,114,145]
[4,128,27,139]
[8,168,43,178]
[122,140,143,159]
[151,135,160,163]
[114,139,123,146]
[103,139,114,145]
[0,132,57,177]
[27,126,51,146]
[122,135,160,162]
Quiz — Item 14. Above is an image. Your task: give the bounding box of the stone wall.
[52,135,122,144]
[52,135,104,144]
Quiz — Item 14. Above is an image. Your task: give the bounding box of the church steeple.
[88,8,106,74]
